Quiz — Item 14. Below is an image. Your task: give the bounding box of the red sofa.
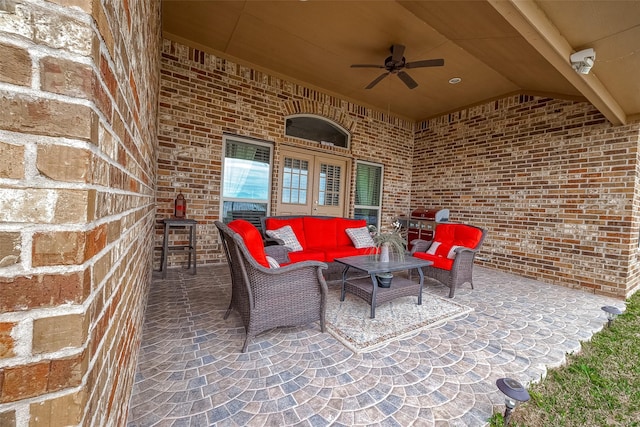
[261,215,377,278]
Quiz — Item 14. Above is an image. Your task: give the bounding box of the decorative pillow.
[345,226,376,249]
[266,225,303,252]
[447,245,463,259]
[426,241,441,255]
[266,255,280,268]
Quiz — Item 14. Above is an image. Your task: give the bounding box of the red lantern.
[174,193,186,218]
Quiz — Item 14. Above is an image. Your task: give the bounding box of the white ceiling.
[162,0,640,124]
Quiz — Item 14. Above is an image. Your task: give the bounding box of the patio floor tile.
[127,265,624,426]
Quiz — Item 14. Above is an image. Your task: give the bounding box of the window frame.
[220,135,273,223]
[354,160,384,228]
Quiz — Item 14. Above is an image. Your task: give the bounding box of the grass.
[489,290,640,426]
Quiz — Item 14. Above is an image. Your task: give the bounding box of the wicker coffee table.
[334,255,433,318]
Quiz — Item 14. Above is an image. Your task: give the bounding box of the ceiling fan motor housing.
[385,55,406,70]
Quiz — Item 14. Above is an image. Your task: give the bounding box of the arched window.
[285,115,350,149]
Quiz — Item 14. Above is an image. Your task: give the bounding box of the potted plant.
[371,221,406,287]
[372,220,406,263]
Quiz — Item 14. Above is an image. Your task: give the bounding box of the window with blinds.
[354,161,383,227]
[221,136,272,224]
[318,163,341,206]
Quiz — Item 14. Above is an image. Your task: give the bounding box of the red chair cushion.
[417,224,483,271]
[228,219,270,268]
[303,217,337,248]
[413,252,454,270]
[434,223,482,252]
[434,242,453,258]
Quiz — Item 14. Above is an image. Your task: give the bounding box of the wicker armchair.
[410,223,486,298]
[215,220,328,352]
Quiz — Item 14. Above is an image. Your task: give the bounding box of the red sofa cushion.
[335,218,367,246]
[265,217,307,248]
[303,217,337,248]
[324,246,376,262]
[264,216,374,264]
[288,249,326,263]
[228,219,269,268]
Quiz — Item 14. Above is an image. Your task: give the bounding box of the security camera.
[570,48,595,74]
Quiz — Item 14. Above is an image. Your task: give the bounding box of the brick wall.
[0,1,160,425]
[157,40,414,268]
[159,40,640,299]
[414,96,640,298]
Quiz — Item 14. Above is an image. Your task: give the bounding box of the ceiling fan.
[351,44,444,90]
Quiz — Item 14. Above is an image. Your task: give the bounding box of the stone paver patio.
[127,265,624,426]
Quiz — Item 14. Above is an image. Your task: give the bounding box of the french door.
[276,148,348,217]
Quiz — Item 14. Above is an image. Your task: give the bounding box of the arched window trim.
[284,114,351,149]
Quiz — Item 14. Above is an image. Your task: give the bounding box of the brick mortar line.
[0,337,84,371]
[0,384,84,418]
[0,38,156,190]
[0,215,154,367]
[0,206,154,284]
[0,178,156,196]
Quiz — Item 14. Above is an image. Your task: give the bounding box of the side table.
[160,218,197,278]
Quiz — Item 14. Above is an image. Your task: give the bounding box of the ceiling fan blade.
[405,58,445,69]
[397,71,418,89]
[351,64,385,68]
[391,44,405,64]
[365,72,389,89]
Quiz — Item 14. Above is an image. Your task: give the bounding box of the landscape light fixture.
[601,305,622,327]
[570,48,596,74]
[496,378,530,426]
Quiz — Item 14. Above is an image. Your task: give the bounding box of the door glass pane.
[282,157,309,205]
[319,163,341,206]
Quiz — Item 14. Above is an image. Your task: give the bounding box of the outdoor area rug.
[325,283,473,353]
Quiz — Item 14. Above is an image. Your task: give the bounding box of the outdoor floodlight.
[570,48,596,75]
[601,305,623,327]
[496,377,530,426]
